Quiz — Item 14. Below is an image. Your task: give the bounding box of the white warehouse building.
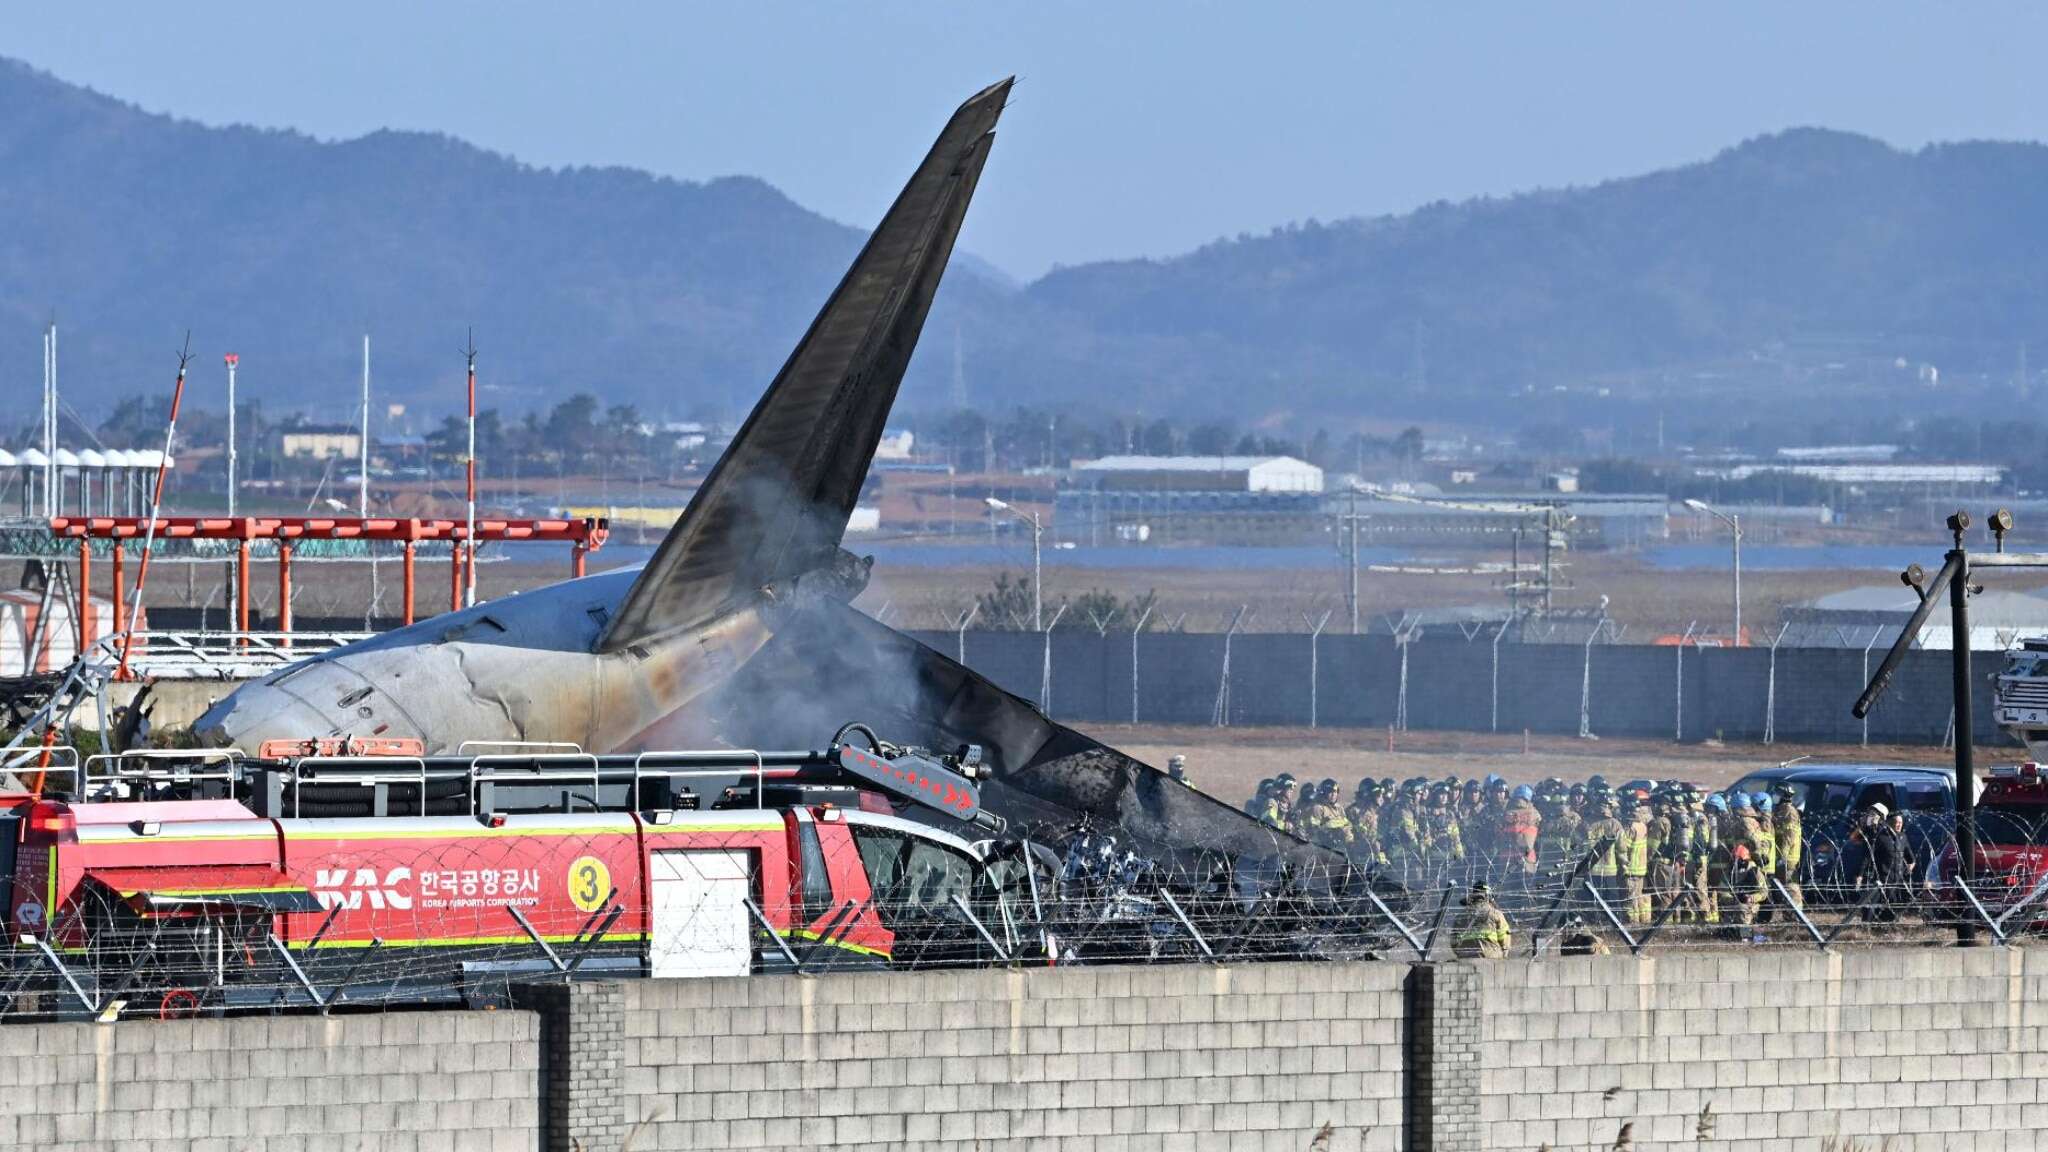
[1069,455,1324,494]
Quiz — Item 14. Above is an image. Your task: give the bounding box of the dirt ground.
[1089,722,1974,807]
[104,546,2048,641]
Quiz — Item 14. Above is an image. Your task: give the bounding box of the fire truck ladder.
[0,633,125,791]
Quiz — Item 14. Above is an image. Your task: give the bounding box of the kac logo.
[313,867,414,911]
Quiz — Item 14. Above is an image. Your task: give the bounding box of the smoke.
[674,597,1338,873]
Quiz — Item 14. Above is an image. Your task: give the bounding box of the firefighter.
[1772,781,1804,913]
[1347,780,1386,868]
[1647,788,1683,922]
[1698,791,1728,924]
[1618,791,1653,924]
[1426,781,1467,878]
[1728,793,1773,931]
[1286,778,1319,837]
[1750,793,1781,926]
[1451,881,1512,959]
[1384,779,1429,880]
[1538,780,1584,869]
[1268,776,1299,831]
[1685,787,1717,924]
[1500,784,1542,884]
[1167,755,1191,786]
[1301,780,1351,850]
[1478,776,1512,868]
[1558,915,1611,956]
[1584,796,1625,917]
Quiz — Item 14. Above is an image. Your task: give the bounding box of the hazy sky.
[11,4,2048,278]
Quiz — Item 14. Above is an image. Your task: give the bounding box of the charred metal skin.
[193,78,1352,882]
[196,568,776,754]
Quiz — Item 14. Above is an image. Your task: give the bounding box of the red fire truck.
[3,731,1038,1015]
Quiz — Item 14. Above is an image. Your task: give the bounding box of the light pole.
[1685,498,1742,644]
[986,496,1041,630]
[223,353,238,516]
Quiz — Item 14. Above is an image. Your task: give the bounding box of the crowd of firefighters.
[1244,770,1826,953]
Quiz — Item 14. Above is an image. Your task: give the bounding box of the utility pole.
[463,333,478,608]
[1685,499,1742,643]
[1510,528,1521,620]
[1345,488,1360,634]
[359,336,371,520]
[224,354,239,516]
[44,324,57,515]
[1541,510,1555,616]
[986,498,1041,630]
[361,336,378,629]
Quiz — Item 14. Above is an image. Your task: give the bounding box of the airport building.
[1057,455,1324,544]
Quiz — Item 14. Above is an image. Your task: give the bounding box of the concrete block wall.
[0,1010,541,1152]
[1477,948,2048,1151]
[618,962,1409,1152]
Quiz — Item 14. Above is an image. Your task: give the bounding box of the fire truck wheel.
[158,989,201,1020]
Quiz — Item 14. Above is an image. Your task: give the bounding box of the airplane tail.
[598,79,1011,652]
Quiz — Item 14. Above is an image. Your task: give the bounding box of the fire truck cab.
[4,732,1036,1013]
[1947,762,2048,918]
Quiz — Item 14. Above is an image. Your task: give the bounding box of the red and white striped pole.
[464,332,478,607]
[115,338,192,681]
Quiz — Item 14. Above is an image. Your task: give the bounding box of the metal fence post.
[953,604,978,666]
[1490,615,1514,733]
[1860,626,1882,747]
[1303,610,1331,729]
[1764,622,1791,745]
[1578,618,1611,739]
[1212,606,1248,727]
[1675,621,1696,742]
[1040,604,1068,717]
[1131,603,1154,724]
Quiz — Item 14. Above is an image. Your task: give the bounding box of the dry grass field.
[101,539,2048,641]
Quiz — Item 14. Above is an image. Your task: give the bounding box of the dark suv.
[1729,764,1954,899]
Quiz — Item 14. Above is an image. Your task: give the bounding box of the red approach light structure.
[48,515,609,651]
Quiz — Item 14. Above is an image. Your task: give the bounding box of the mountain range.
[5,56,2046,431]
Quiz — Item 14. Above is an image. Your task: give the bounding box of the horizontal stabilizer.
[599,79,1011,651]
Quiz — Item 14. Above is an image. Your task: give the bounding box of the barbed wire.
[2,804,2039,1024]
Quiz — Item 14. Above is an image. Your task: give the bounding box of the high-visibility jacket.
[1748,817,1777,876]
[1774,809,1803,877]
[1452,902,1512,956]
[1430,815,1466,862]
[1645,814,1670,862]
[1388,807,1425,861]
[1618,820,1651,878]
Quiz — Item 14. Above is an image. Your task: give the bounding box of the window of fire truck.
[850,826,973,926]
[1976,797,2048,846]
[974,855,1033,932]
[796,820,832,921]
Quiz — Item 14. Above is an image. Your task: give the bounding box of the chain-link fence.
[924,628,2005,745]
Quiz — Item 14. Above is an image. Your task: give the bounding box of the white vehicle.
[1993,637,2048,759]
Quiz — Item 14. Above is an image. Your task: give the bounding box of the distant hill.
[0,57,1009,422]
[6,57,2048,429]
[995,127,2048,423]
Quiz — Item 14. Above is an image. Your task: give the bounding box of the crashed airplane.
[194,79,1328,872]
